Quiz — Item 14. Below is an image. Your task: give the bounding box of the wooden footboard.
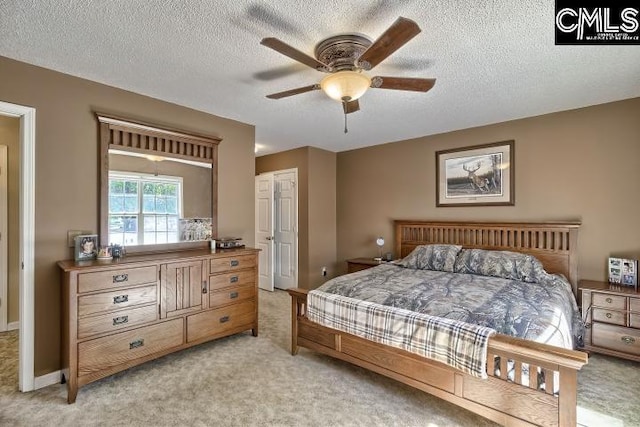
[289,288,588,427]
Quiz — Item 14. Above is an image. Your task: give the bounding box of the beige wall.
[308,147,337,288]
[337,97,640,281]
[0,115,20,323]
[0,55,255,375]
[256,146,337,289]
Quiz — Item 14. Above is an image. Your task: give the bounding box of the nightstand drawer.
[592,293,626,310]
[592,308,626,326]
[592,323,640,356]
[630,298,640,313]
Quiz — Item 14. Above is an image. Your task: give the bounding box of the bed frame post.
[558,367,578,427]
[288,288,308,355]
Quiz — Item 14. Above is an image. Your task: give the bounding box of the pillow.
[397,244,462,272]
[453,248,546,283]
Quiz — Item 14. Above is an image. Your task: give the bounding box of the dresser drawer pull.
[606,297,613,304]
[229,291,239,299]
[113,294,129,304]
[112,315,129,326]
[230,276,239,283]
[129,339,144,350]
[113,274,129,283]
[606,313,612,319]
[230,260,239,267]
[220,316,230,323]
[621,336,636,345]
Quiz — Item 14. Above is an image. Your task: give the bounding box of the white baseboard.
[34,370,61,390]
[7,321,19,331]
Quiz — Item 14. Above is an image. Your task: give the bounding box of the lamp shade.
[320,71,371,102]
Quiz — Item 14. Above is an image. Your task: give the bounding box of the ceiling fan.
[260,17,436,131]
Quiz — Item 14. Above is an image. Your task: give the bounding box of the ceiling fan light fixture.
[320,71,371,102]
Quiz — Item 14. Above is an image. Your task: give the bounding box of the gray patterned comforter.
[316,263,584,349]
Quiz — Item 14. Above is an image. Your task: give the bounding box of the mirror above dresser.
[97,114,221,252]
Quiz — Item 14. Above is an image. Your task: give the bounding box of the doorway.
[0,100,36,392]
[255,168,298,290]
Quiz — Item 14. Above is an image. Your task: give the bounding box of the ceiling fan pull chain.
[344,110,348,134]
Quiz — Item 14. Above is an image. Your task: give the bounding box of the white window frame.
[108,171,184,245]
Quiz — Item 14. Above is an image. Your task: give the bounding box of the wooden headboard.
[394,220,581,295]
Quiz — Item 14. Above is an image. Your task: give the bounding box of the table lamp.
[374,237,385,262]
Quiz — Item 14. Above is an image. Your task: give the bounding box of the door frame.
[0,100,36,392]
[255,168,298,290]
[0,145,7,331]
[273,168,298,289]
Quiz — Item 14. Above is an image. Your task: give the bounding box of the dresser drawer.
[209,255,255,274]
[592,308,626,326]
[209,270,255,291]
[592,323,640,356]
[592,293,626,310]
[186,300,255,342]
[78,318,183,377]
[78,266,157,294]
[630,298,640,313]
[209,284,255,308]
[630,313,640,328]
[78,304,158,339]
[78,284,157,317]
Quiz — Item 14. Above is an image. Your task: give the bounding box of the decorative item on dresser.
[58,247,259,403]
[581,279,640,362]
[291,220,587,427]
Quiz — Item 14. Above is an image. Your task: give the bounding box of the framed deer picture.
[436,140,514,207]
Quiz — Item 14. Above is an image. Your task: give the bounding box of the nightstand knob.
[621,336,636,345]
[606,297,613,304]
[606,312,612,319]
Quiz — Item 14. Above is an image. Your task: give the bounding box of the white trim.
[0,145,7,331]
[0,100,36,393]
[7,320,19,330]
[34,370,61,390]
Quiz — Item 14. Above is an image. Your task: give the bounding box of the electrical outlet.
[67,230,91,247]
[322,267,327,276]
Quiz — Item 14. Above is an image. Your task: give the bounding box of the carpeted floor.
[0,289,638,426]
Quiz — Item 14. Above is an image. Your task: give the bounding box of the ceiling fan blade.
[371,77,436,92]
[342,99,360,114]
[266,84,320,99]
[356,17,421,70]
[261,38,329,71]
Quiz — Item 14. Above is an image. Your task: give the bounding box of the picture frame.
[436,140,515,207]
[74,234,98,261]
[609,257,638,289]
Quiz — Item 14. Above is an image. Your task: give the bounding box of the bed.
[288,220,588,427]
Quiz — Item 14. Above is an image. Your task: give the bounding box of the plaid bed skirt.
[307,290,496,378]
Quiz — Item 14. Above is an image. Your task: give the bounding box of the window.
[108,172,183,246]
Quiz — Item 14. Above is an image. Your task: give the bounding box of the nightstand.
[346,257,384,273]
[580,279,640,362]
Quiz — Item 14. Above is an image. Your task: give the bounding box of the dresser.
[58,247,259,403]
[580,279,640,362]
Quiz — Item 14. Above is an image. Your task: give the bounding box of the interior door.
[274,171,297,289]
[255,174,274,291]
[0,145,7,331]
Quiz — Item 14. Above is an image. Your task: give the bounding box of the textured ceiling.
[1,1,639,156]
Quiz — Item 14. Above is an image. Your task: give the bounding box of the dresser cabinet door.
[160,260,207,318]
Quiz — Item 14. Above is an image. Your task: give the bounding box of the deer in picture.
[463,162,491,192]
